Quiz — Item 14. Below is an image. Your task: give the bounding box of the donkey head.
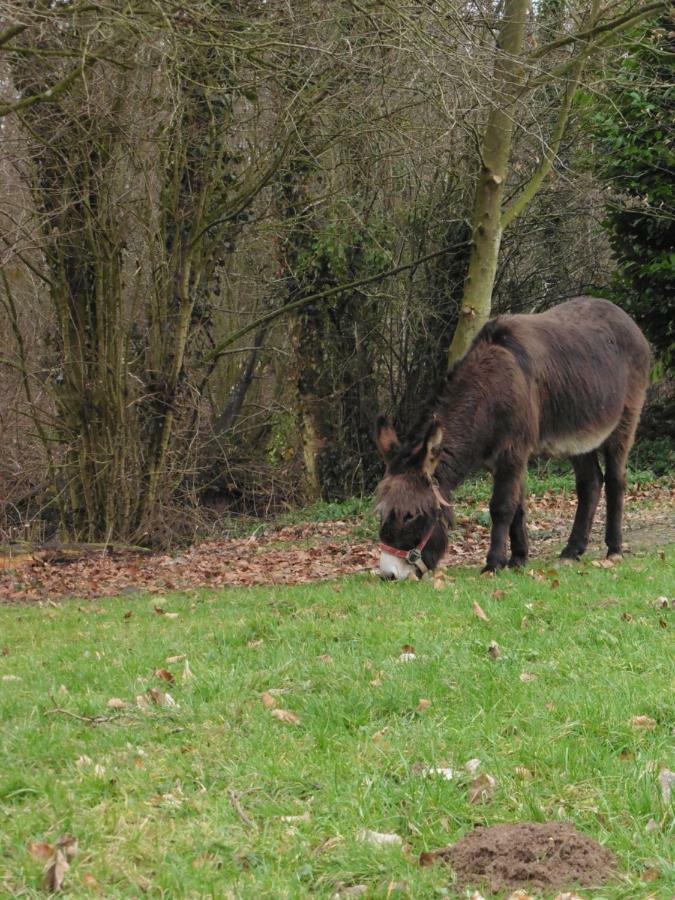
[374,415,453,580]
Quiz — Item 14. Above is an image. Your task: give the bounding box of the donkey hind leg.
[560,451,603,560]
[484,464,526,573]
[508,483,528,568]
[604,408,641,558]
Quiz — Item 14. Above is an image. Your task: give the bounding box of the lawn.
[0,547,672,898]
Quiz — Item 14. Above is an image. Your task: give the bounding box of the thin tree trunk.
[447,0,528,366]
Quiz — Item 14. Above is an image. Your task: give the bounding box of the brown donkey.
[375,297,650,579]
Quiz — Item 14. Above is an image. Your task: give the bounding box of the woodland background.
[0,0,672,547]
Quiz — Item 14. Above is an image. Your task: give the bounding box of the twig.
[227,789,257,829]
[44,707,134,726]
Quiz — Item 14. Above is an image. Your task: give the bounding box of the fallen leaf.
[553,894,584,900]
[413,765,453,780]
[468,893,487,900]
[28,841,55,862]
[75,755,92,768]
[106,697,125,709]
[164,612,179,619]
[246,639,263,648]
[645,818,659,833]
[372,727,389,742]
[401,643,415,653]
[280,811,311,824]
[468,772,496,804]
[317,653,333,664]
[641,868,660,883]
[153,605,165,615]
[94,764,106,777]
[123,610,133,620]
[416,698,431,712]
[369,677,382,687]
[515,766,533,780]
[398,652,416,663]
[81,872,99,890]
[659,768,674,803]
[2,674,21,681]
[166,653,186,664]
[261,691,277,709]
[356,828,402,846]
[465,758,481,775]
[621,612,633,622]
[147,688,179,708]
[488,640,501,659]
[331,886,368,899]
[270,708,300,725]
[154,668,175,684]
[472,601,489,622]
[631,715,656,730]
[507,892,535,900]
[655,596,669,609]
[492,589,506,599]
[56,835,78,859]
[519,672,537,682]
[43,848,69,892]
[135,693,151,711]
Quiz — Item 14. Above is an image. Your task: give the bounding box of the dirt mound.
[420,821,617,894]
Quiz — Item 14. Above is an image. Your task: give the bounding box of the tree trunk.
[446,0,529,366]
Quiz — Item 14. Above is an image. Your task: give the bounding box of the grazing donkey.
[375,297,650,579]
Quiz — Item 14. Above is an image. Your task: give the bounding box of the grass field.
[0,546,673,898]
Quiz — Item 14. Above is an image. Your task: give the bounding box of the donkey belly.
[538,423,616,458]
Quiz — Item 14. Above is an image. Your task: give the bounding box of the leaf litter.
[5,486,668,602]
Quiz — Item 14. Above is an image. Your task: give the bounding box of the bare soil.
[420,821,617,894]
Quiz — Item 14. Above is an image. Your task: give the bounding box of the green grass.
[0,550,673,898]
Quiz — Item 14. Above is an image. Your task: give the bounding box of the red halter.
[379,524,436,575]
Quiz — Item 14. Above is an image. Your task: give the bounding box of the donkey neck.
[431,364,498,492]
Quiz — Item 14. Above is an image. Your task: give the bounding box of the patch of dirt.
[0,485,671,603]
[420,821,617,894]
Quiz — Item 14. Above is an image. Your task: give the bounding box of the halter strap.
[379,524,436,576]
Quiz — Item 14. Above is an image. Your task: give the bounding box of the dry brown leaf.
[631,715,656,730]
[81,872,99,890]
[372,727,389,742]
[519,672,537,683]
[488,640,501,660]
[153,605,165,615]
[261,691,277,709]
[659,768,674,803]
[356,828,402,846]
[106,697,125,709]
[369,677,382,687]
[246,639,263,648]
[401,643,415,653]
[317,653,333,664]
[468,772,496,804]
[2,674,21,681]
[135,693,151,711]
[398,652,416,662]
[154,668,175,684]
[166,653,186,664]
[56,835,78,859]
[75,755,92,768]
[164,612,179,619]
[270,708,300,726]
[492,589,506,600]
[147,688,178,708]
[472,601,489,622]
[465,758,481,775]
[28,841,55,862]
[43,848,69,892]
[507,892,535,900]
[515,766,533,780]
[553,894,584,900]
[416,698,431,712]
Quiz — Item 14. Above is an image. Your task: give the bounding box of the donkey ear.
[420,418,443,478]
[374,414,400,462]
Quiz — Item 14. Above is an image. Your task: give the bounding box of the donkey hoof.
[607,552,623,562]
[508,556,527,569]
[560,547,582,562]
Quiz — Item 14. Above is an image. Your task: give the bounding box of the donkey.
[375,297,651,579]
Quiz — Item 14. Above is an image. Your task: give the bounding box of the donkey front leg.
[484,465,526,573]
[508,482,529,568]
